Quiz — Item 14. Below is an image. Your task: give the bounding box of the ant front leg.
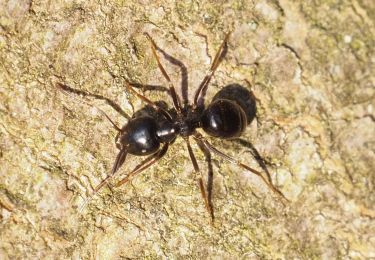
[148,46,190,107]
[115,143,169,188]
[124,82,174,122]
[144,33,183,113]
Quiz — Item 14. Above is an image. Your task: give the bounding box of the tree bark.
[0,0,374,258]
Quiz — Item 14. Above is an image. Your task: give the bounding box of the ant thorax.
[174,105,203,137]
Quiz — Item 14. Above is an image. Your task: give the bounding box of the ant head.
[121,116,160,156]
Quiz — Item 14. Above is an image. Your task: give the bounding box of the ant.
[57,32,288,223]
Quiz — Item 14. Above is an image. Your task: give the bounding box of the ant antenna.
[78,147,128,212]
[56,83,122,131]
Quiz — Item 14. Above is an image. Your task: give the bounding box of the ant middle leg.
[195,138,215,222]
[185,137,214,223]
[193,32,231,107]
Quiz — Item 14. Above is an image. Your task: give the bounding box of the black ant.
[57,32,288,223]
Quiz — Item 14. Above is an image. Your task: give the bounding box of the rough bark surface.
[0,0,374,259]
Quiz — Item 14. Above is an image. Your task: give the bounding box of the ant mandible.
[58,32,288,223]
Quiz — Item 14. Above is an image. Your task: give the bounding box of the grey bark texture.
[0,0,374,259]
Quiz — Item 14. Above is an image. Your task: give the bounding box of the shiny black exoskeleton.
[118,90,251,156]
[65,33,287,221]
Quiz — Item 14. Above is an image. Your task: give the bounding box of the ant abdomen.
[201,99,247,139]
[212,84,257,125]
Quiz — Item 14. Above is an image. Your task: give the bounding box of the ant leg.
[124,82,173,122]
[144,33,182,112]
[57,82,131,120]
[185,137,214,223]
[193,133,289,205]
[193,32,231,107]
[234,138,273,185]
[195,138,215,222]
[152,47,189,107]
[115,143,169,187]
[79,147,128,211]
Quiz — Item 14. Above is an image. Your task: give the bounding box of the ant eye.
[201,99,247,139]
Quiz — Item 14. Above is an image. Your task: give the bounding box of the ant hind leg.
[193,132,289,206]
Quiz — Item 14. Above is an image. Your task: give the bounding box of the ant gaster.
[58,32,288,222]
